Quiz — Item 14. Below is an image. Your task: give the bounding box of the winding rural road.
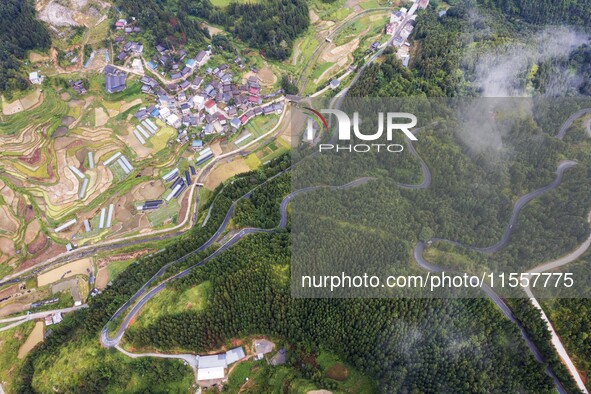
[556,108,591,140]
[297,7,394,93]
[100,177,375,348]
[97,31,591,390]
[0,107,289,289]
[522,210,591,394]
[412,108,591,393]
[6,7,590,390]
[101,106,586,392]
[426,160,577,254]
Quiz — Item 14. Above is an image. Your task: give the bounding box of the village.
[106,19,286,152]
[0,0,430,330]
[0,0,431,391]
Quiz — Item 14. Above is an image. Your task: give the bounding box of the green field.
[148,199,181,227]
[225,351,377,393]
[245,114,279,138]
[0,322,35,393]
[0,90,67,136]
[107,258,136,282]
[310,61,336,81]
[108,161,129,181]
[87,19,110,45]
[31,336,193,393]
[146,122,176,152]
[130,281,211,330]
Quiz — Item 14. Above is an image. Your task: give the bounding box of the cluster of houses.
[133,46,284,147]
[385,0,430,67]
[146,45,209,80]
[117,41,144,63]
[114,18,141,34]
[44,312,63,326]
[197,347,246,381]
[112,19,144,65]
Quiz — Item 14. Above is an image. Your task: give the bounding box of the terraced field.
[0,81,192,276]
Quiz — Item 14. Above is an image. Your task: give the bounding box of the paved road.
[101,76,584,394]
[99,175,373,377]
[0,105,289,289]
[100,123,581,393]
[414,239,567,393]
[101,164,296,347]
[522,210,591,394]
[297,7,393,93]
[412,110,591,393]
[0,305,87,332]
[556,108,591,140]
[426,160,577,254]
[101,175,372,345]
[334,2,419,102]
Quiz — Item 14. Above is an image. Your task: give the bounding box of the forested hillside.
[125,232,557,393]
[115,0,309,60]
[0,0,50,96]
[534,44,591,96]
[114,0,210,47]
[475,0,591,26]
[205,0,310,60]
[349,8,471,97]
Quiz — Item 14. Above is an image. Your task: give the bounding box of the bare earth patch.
[204,158,251,189]
[131,181,165,201]
[321,37,360,63]
[38,1,79,27]
[0,303,29,318]
[94,107,109,127]
[95,268,109,289]
[203,23,224,36]
[325,363,349,381]
[37,257,93,287]
[258,65,277,86]
[1,90,43,115]
[310,9,320,24]
[17,321,44,359]
[27,231,48,255]
[29,52,50,63]
[210,141,223,156]
[24,219,41,245]
[120,98,143,113]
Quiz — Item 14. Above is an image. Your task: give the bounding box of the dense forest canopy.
[474,0,591,26]
[115,0,309,60]
[205,0,310,60]
[0,0,50,95]
[114,0,210,47]
[125,232,558,393]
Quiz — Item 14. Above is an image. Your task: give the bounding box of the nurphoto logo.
[304,108,418,153]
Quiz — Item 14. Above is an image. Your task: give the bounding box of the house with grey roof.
[104,66,127,94]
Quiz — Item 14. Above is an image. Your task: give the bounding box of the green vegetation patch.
[148,199,180,227]
[31,336,193,393]
[107,259,136,283]
[0,321,35,393]
[130,281,212,330]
